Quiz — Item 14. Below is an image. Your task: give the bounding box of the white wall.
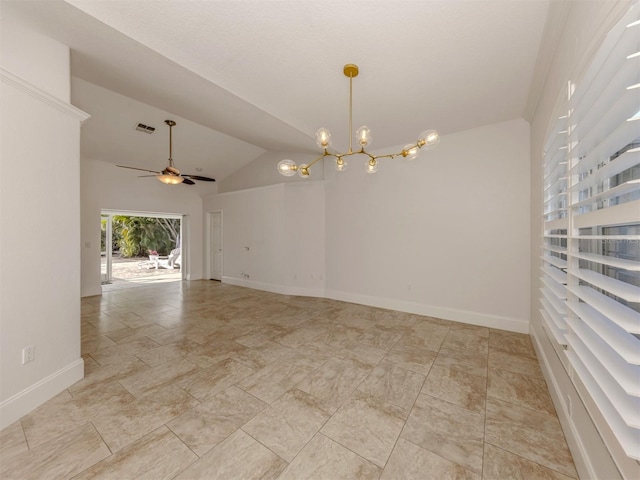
[218,150,323,193]
[203,182,325,295]
[204,185,286,289]
[0,12,70,102]
[324,119,531,332]
[283,182,326,295]
[204,183,324,296]
[528,2,634,479]
[204,119,530,333]
[0,19,87,429]
[80,158,204,297]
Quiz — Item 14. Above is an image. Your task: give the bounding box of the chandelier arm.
[306,152,331,170]
[357,149,401,161]
[372,153,398,160]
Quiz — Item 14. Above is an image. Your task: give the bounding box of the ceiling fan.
[117,120,216,185]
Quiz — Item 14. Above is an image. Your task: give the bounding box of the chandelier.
[278,64,440,178]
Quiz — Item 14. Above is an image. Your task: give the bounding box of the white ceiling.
[3,0,552,187]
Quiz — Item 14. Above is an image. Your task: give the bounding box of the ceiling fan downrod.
[166,119,176,168]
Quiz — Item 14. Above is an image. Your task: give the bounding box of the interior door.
[210,211,223,280]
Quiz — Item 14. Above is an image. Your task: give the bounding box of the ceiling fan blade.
[138,175,158,178]
[183,174,216,182]
[117,165,161,174]
[182,178,196,185]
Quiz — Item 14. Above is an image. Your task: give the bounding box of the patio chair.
[158,248,181,269]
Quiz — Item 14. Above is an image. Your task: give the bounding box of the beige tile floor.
[0,281,577,479]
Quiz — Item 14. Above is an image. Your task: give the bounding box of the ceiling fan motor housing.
[117,119,215,184]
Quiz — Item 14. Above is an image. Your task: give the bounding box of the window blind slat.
[566,332,640,428]
[540,307,567,345]
[571,317,640,397]
[566,350,640,461]
[571,251,640,271]
[541,275,567,299]
[572,62,639,155]
[566,284,640,335]
[541,287,567,315]
[571,148,639,192]
[570,21,640,117]
[544,193,567,207]
[575,234,640,240]
[573,179,640,208]
[567,301,640,365]
[542,244,568,255]
[541,264,568,284]
[572,268,640,302]
[544,218,569,231]
[541,254,568,269]
[573,199,640,229]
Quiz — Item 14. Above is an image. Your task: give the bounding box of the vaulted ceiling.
[4,0,553,188]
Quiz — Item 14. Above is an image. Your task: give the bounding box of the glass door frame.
[101,213,113,284]
[100,209,185,286]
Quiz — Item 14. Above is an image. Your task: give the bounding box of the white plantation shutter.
[541,3,640,463]
[542,97,571,346]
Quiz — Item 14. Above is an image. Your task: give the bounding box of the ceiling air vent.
[134,123,156,134]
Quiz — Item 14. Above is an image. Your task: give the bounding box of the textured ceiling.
[3,0,552,185]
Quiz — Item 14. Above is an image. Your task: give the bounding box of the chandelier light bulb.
[356,126,372,147]
[419,129,440,149]
[365,159,378,174]
[402,144,420,161]
[316,128,332,149]
[277,159,298,176]
[336,158,348,172]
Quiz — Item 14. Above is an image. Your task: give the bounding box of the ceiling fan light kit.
[278,64,440,178]
[117,119,216,186]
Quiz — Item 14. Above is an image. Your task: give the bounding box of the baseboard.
[220,277,528,333]
[222,276,286,294]
[325,289,529,333]
[0,358,84,430]
[531,328,593,479]
[280,285,326,298]
[221,276,325,298]
[81,285,102,297]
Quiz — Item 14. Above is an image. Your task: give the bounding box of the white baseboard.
[325,289,529,333]
[0,358,84,430]
[222,276,286,294]
[531,328,593,479]
[220,277,528,334]
[221,276,325,298]
[281,285,326,298]
[81,285,102,297]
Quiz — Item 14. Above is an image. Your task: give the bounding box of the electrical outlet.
[22,346,35,364]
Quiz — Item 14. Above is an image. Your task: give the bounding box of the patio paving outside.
[101,257,182,292]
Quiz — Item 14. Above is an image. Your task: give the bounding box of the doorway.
[208,211,223,281]
[101,210,185,290]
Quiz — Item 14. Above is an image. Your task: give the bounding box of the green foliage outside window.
[102,216,180,257]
